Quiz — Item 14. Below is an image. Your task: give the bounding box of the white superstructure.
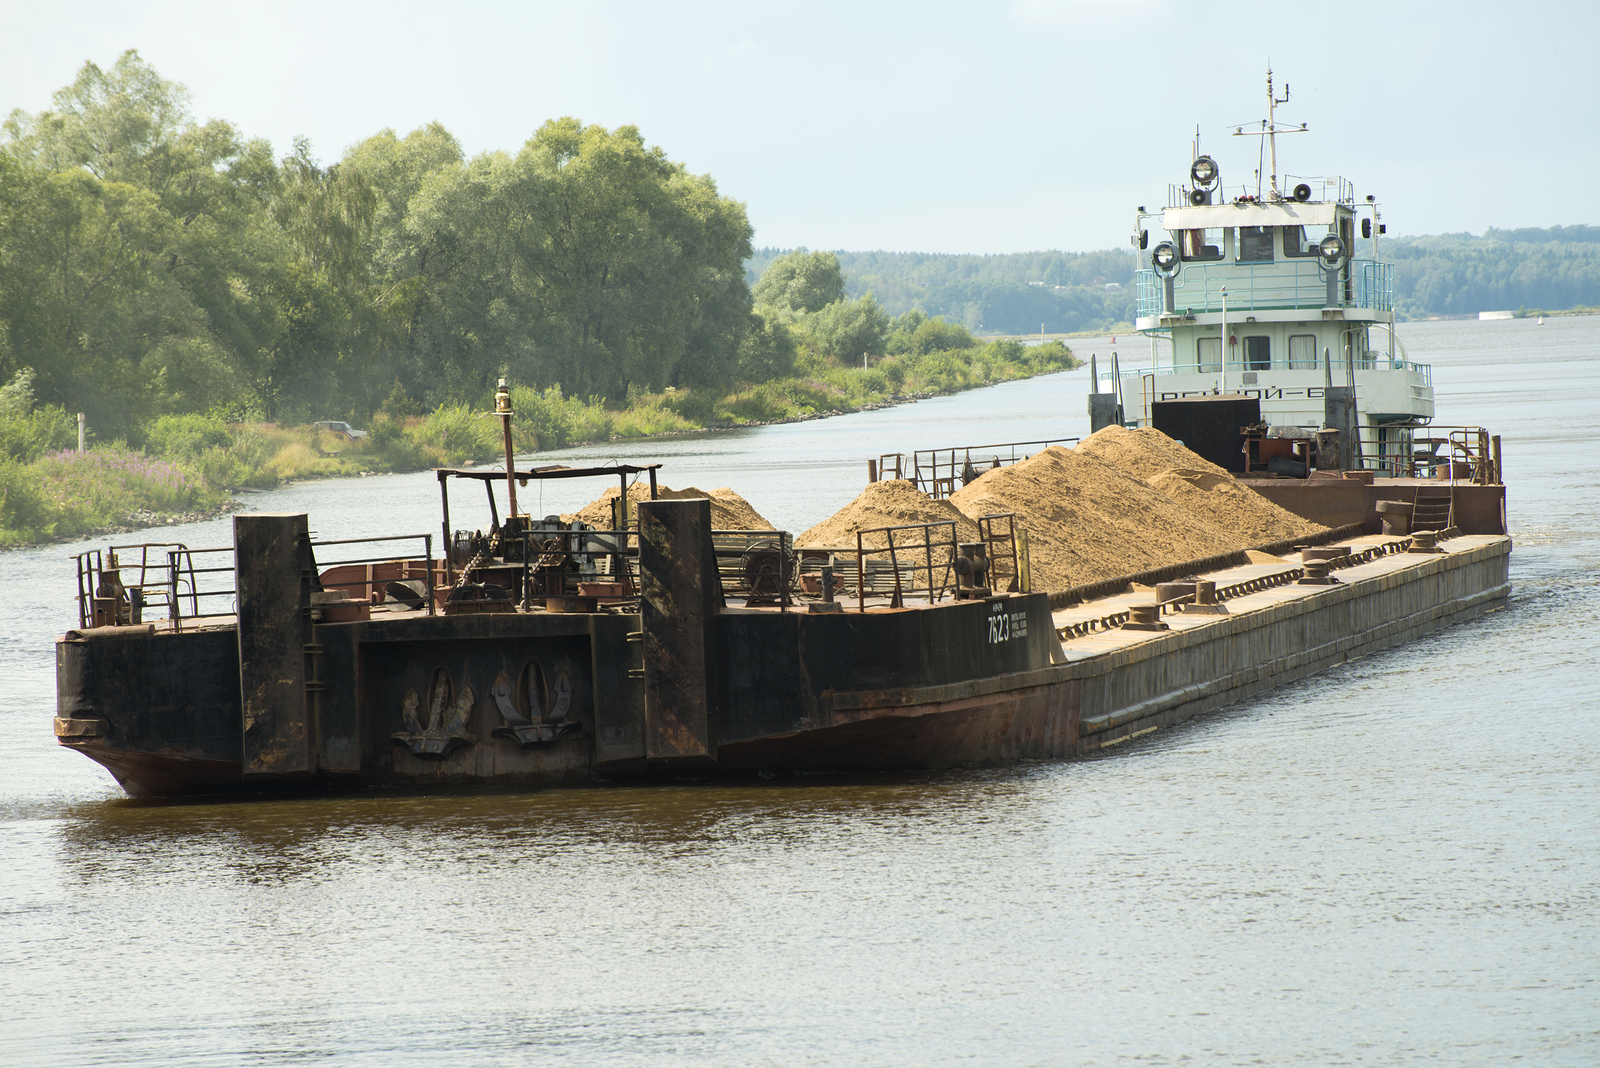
[1117,71,1430,474]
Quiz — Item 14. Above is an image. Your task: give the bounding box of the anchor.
[490,666,581,747]
[391,669,477,759]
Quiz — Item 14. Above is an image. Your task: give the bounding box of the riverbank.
[0,498,249,552]
[1,344,1081,549]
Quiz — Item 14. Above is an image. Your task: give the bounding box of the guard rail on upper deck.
[1136,259,1394,321]
[1100,357,1431,382]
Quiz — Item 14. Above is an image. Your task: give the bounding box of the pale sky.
[2,0,1593,255]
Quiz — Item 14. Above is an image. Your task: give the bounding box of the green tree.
[360,119,758,406]
[752,249,845,313]
[0,369,75,462]
[2,50,296,431]
[808,294,890,362]
[737,308,798,381]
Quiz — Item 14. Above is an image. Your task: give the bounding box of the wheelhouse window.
[1284,225,1327,258]
[1288,334,1318,369]
[1244,336,1271,370]
[1238,226,1275,262]
[1179,228,1225,262]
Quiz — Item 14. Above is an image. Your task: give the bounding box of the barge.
[53,442,1509,798]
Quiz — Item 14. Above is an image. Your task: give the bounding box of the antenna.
[1233,66,1306,201]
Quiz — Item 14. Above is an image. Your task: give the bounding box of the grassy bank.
[1,338,1078,546]
[0,446,229,545]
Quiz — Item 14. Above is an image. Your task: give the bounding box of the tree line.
[756,223,1600,332]
[1381,229,1600,318]
[0,51,770,442]
[748,248,1139,335]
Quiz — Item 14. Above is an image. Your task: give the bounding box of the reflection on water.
[57,771,1049,887]
[3,319,1599,1065]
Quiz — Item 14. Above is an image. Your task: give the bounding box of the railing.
[313,533,438,615]
[1101,358,1431,382]
[879,439,1079,500]
[976,513,1025,595]
[73,542,238,631]
[1224,423,1498,480]
[852,521,959,611]
[1135,258,1394,320]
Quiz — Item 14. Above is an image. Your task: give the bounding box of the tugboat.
[1119,70,1431,477]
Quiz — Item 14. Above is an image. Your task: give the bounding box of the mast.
[1266,67,1290,200]
[1235,67,1304,202]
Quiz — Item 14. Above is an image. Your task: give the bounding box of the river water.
[2,317,1596,1066]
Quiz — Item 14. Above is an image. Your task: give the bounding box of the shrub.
[31,445,221,538]
[807,295,891,362]
[659,388,718,425]
[611,400,694,439]
[408,403,502,464]
[144,413,232,461]
[721,384,797,423]
[0,370,76,463]
[511,385,615,451]
[0,457,52,542]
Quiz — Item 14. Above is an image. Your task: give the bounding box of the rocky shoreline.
[1,498,251,553]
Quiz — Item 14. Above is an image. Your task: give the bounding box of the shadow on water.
[54,764,1064,884]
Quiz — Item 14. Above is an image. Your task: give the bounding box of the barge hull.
[58,530,1511,794]
[718,535,1509,768]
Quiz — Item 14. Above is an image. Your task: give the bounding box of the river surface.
[2,317,1596,1066]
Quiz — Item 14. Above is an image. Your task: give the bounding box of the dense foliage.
[0,58,1080,542]
[1380,228,1600,318]
[0,51,757,440]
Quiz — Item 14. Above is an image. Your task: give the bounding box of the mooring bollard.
[1182,578,1229,615]
[1298,561,1335,585]
[1408,530,1443,554]
[1122,602,1168,632]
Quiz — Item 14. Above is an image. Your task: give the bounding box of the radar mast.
[1233,67,1306,201]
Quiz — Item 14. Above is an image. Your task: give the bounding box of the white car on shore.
[313,420,369,441]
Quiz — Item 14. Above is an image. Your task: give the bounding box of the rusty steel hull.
[56,531,1512,798]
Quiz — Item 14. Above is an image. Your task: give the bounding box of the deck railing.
[1100,358,1431,382]
[1136,258,1394,320]
[73,542,237,630]
[877,438,1079,500]
[311,533,438,615]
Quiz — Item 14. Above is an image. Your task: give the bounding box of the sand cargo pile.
[800,427,1324,592]
[797,478,978,549]
[565,483,774,531]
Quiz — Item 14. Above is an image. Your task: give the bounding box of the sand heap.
[797,479,979,549]
[943,428,1324,592]
[564,483,773,531]
[1075,424,1231,481]
[1078,426,1323,548]
[950,446,1237,591]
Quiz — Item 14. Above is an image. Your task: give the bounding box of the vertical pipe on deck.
[495,379,518,522]
[439,472,453,587]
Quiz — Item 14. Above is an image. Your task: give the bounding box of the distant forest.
[1381,226,1600,318]
[746,248,1139,335]
[753,223,1600,334]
